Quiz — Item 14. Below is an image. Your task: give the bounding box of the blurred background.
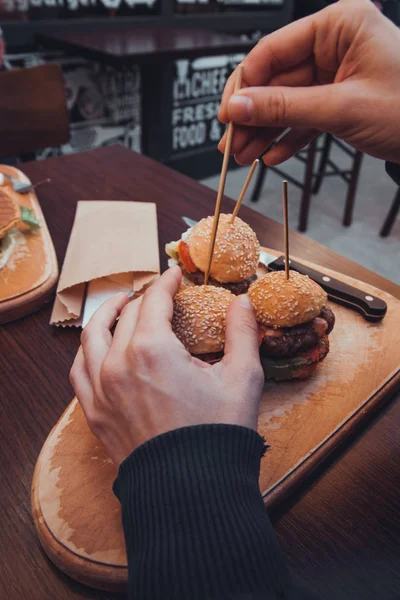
[1,0,399,282]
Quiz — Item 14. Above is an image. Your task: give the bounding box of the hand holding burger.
[70,266,263,466]
[173,268,335,381]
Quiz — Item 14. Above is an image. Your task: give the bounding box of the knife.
[181,216,387,322]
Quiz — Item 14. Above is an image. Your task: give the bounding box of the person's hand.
[70,267,264,466]
[218,0,400,166]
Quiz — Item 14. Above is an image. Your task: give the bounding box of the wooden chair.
[250,133,364,232]
[0,64,69,158]
[380,188,400,237]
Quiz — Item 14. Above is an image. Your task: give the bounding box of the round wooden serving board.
[31,399,128,592]
[32,251,400,592]
[0,165,58,324]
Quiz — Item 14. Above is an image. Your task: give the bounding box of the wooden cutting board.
[31,253,400,592]
[0,165,58,324]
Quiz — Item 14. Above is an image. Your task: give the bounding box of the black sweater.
[113,161,400,599]
[114,425,314,600]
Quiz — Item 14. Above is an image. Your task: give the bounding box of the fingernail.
[127,291,134,299]
[239,294,253,309]
[228,95,254,122]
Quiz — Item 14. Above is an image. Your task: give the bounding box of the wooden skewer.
[204,64,244,285]
[230,159,259,223]
[282,180,290,279]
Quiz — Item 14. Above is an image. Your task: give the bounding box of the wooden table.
[37,28,252,66]
[37,28,254,178]
[1,145,399,600]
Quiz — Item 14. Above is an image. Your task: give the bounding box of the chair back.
[0,64,70,157]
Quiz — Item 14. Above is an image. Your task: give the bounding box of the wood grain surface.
[30,255,400,592]
[1,146,400,600]
[257,252,400,508]
[37,28,252,66]
[31,403,128,593]
[0,165,58,324]
[31,400,128,593]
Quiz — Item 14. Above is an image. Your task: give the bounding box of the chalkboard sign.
[171,53,244,155]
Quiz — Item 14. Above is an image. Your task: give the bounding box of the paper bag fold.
[51,201,159,326]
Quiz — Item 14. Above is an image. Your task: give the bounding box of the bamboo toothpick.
[230,159,259,223]
[282,180,290,279]
[204,64,244,285]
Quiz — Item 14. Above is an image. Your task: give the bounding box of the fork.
[0,172,51,194]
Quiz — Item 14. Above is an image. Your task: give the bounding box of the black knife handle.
[268,256,387,322]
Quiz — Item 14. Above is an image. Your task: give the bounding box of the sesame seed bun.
[172,285,234,355]
[187,214,259,283]
[248,271,327,328]
[0,186,20,238]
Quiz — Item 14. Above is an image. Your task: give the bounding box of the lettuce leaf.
[20,206,40,231]
[165,240,180,261]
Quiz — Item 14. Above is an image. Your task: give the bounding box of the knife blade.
[181,217,387,322]
[182,216,198,228]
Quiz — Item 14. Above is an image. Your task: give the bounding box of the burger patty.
[180,262,257,295]
[261,335,330,380]
[320,305,335,334]
[260,305,335,359]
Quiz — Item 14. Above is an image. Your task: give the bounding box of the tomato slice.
[179,240,198,273]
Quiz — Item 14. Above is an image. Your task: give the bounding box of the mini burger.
[166,213,260,295]
[0,177,40,270]
[248,271,335,380]
[172,285,234,363]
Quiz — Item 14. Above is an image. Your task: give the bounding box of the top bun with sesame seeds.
[187,214,260,284]
[172,285,234,356]
[248,271,328,329]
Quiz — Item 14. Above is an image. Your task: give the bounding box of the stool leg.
[250,161,268,203]
[312,133,333,195]
[380,188,400,237]
[343,151,363,227]
[298,138,318,232]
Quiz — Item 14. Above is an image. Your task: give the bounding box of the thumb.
[227,84,350,132]
[223,294,261,372]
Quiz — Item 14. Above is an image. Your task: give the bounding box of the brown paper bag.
[51,201,159,326]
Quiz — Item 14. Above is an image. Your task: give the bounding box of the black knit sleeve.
[113,424,310,600]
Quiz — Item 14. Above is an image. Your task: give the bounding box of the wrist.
[114,424,267,504]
